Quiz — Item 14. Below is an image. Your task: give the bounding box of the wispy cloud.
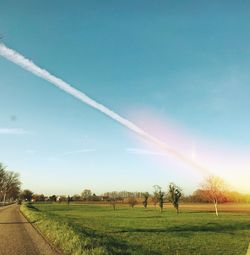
[0,128,29,135]
[63,149,96,156]
[126,148,165,156]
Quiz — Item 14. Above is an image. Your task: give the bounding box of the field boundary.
[19,205,63,255]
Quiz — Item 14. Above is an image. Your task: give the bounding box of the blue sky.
[0,1,250,195]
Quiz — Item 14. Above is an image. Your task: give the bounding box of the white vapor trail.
[0,43,210,174]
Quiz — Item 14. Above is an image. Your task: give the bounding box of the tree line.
[0,163,21,205]
[1,162,250,216]
[24,176,239,216]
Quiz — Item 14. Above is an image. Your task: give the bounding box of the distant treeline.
[1,162,250,207]
[27,188,250,204]
[183,189,250,203]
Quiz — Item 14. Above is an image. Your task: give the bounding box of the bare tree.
[151,191,158,209]
[0,164,6,201]
[58,195,67,202]
[71,194,81,201]
[200,176,227,216]
[1,168,21,204]
[0,163,6,193]
[109,192,118,210]
[142,192,150,208]
[168,183,182,214]
[153,185,165,213]
[81,189,92,201]
[32,194,45,202]
[67,195,71,205]
[128,195,137,208]
[20,189,33,201]
[49,195,57,202]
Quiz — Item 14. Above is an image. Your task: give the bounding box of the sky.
[0,1,250,195]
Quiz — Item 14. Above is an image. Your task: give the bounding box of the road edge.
[19,205,64,255]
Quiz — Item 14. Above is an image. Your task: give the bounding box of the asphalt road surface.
[0,204,59,255]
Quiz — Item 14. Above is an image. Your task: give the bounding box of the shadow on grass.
[186,210,216,214]
[71,224,161,255]
[112,222,250,235]
[26,203,40,211]
[28,204,161,255]
[118,216,162,219]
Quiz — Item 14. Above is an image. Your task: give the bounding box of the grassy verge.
[20,203,109,255]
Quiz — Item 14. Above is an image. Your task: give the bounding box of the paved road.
[0,204,59,255]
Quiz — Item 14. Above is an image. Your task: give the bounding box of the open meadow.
[21,202,250,255]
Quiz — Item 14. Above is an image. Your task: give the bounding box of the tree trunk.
[3,193,6,205]
[160,204,163,213]
[214,201,218,216]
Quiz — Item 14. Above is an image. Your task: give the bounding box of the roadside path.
[0,204,59,255]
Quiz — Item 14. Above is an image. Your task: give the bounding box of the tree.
[71,194,81,201]
[128,195,137,208]
[49,195,57,202]
[142,192,150,208]
[151,191,158,209]
[81,189,92,201]
[200,176,227,216]
[153,185,165,213]
[20,189,33,201]
[32,194,45,202]
[190,189,210,203]
[0,163,6,197]
[92,193,100,201]
[67,195,71,205]
[0,164,21,204]
[168,183,182,214]
[58,195,67,202]
[109,192,118,210]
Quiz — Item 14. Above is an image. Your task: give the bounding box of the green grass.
[21,203,250,255]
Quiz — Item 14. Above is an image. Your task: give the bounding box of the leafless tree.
[81,189,92,201]
[151,192,158,209]
[109,192,118,210]
[20,189,33,201]
[0,164,6,201]
[128,195,137,208]
[142,192,150,208]
[32,194,45,202]
[0,164,21,204]
[153,185,165,213]
[168,183,182,214]
[200,176,228,216]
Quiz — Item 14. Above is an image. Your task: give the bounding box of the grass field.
[21,203,250,255]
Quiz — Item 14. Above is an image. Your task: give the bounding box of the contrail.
[0,43,210,174]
